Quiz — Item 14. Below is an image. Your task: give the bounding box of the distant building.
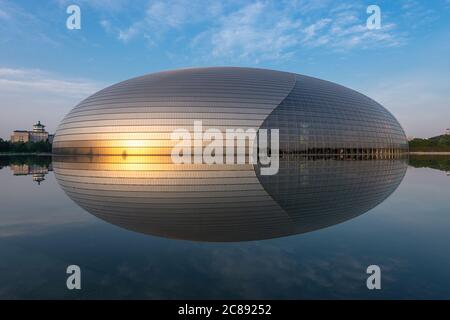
[30,121,49,142]
[11,130,30,143]
[10,121,50,143]
[445,128,450,135]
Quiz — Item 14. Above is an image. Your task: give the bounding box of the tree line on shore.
[0,139,52,153]
[409,134,450,152]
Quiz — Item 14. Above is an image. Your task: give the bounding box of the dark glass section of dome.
[260,74,408,155]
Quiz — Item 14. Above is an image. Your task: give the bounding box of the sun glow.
[123,140,150,148]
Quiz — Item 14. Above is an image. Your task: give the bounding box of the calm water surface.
[0,155,449,299]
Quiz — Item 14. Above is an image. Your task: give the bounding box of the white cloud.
[98,0,408,62]
[99,19,113,32]
[0,0,60,47]
[190,1,405,63]
[299,3,405,50]
[197,2,301,63]
[0,67,101,96]
[400,0,439,28]
[303,18,332,42]
[118,22,143,42]
[54,0,128,12]
[115,0,225,43]
[146,0,223,28]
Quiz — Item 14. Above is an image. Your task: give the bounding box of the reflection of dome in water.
[54,156,407,242]
[53,67,408,155]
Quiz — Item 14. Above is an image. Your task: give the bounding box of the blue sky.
[0,0,449,138]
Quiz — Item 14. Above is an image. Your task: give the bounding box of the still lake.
[0,155,449,299]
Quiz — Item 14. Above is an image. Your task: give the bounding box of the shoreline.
[0,152,52,156]
[409,152,450,155]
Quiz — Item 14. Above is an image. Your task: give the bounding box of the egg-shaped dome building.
[53,67,408,156]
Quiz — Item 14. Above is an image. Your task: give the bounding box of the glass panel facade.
[53,67,295,155]
[260,74,408,155]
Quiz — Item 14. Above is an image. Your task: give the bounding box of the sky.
[0,0,449,139]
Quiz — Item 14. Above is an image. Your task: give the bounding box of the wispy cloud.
[0,0,60,46]
[0,67,101,96]
[113,0,225,43]
[304,3,406,50]
[110,0,407,63]
[117,23,142,43]
[193,1,405,63]
[54,0,129,12]
[146,0,223,28]
[0,67,104,138]
[400,0,440,29]
[193,2,302,63]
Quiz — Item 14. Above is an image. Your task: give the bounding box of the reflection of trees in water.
[0,155,53,184]
[408,155,450,172]
[0,155,52,169]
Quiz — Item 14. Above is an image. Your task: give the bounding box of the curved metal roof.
[53,67,407,154]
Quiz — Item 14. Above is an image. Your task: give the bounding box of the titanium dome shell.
[53,67,408,155]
